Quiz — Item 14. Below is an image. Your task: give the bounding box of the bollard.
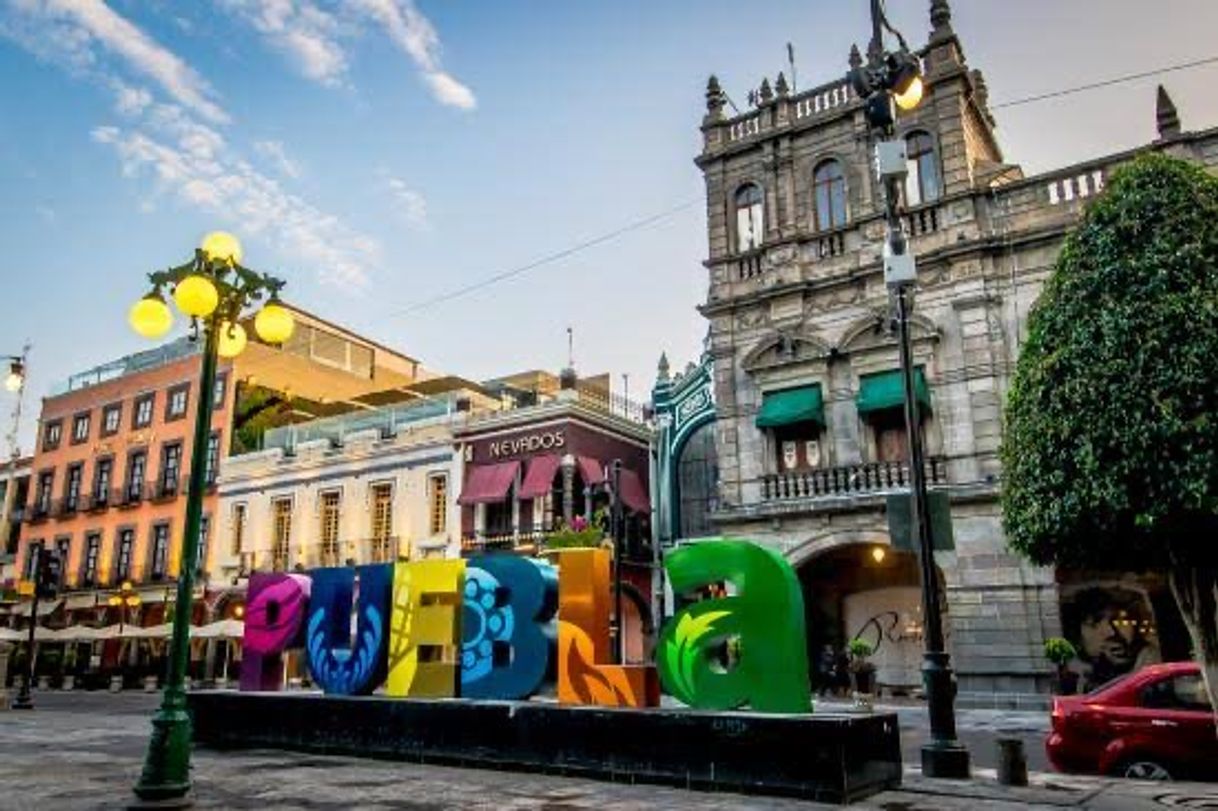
[996,737,1028,786]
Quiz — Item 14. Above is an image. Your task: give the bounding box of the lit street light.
[128,232,293,807]
[849,0,971,779]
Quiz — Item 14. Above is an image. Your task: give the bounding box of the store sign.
[487,429,566,459]
[242,540,812,713]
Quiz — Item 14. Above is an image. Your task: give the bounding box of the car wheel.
[1120,760,1173,781]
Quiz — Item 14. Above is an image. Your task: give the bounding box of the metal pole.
[12,562,39,710]
[611,459,624,665]
[133,315,219,805]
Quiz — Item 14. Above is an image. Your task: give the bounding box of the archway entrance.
[798,543,936,696]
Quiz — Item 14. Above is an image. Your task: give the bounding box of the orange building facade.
[16,339,233,617]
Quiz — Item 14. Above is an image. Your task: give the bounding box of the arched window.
[813,159,848,231]
[676,421,718,539]
[905,131,942,206]
[734,184,764,252]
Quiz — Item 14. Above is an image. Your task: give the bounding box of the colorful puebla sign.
[241,540,812,713]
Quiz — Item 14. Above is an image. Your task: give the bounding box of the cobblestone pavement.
[0,692,1215,810]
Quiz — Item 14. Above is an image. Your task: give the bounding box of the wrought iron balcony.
[761,457,947,502]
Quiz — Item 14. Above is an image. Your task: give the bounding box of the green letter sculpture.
[658,539,811,713]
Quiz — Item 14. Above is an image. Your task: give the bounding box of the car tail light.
[1051,699,1065,732]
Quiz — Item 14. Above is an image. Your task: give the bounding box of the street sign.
[886,491,955,552]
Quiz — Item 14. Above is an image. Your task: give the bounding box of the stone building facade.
[695,1,1218,705]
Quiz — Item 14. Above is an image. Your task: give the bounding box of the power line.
[383,197,701,318]
[991,55,1218,109]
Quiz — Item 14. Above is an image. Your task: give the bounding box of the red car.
[1047,661,1218,780]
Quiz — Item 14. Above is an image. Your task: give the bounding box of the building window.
[82,532,101,587]
[159,442,183,497]
[43,420,62,451]
[905,131,942,206]
[54,536,71,588]
[319,490,341,567]
[165,384,189,421]
[150,523,170,580]
[71,412,91,444]
[871,412,910,463]
[92,458,113,507]
[371,482,393,562]
[24,539,44,581]
[813,159,848,231]
[133,394,155,429]
[734,183,765,252]
[272,497,292,571]
[35,470,53,516]
[64,463,83,513]
[213,373,227,410]
[102,403,122,436]
[125,450,147,503]
[114,528,135,583]
[428,475,448,536]
[677,421,719,539]
[231,502,247,556]
[197,516,210,576]
[205,432,221,486]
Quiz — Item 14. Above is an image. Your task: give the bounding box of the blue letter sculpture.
[461,556,557,699]
[305,564,392,695]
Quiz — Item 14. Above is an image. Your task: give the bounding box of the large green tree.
[1002,153,1218,713]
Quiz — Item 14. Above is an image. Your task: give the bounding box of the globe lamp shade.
[4,361,23,392]
[129,296,173,339]
[894,75,924,111]
[173,275,219,318]
[201,231,243,265]
[254,303,295,344]
[216,321,248,358]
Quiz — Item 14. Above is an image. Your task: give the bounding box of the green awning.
[756,385,825,429]
[857,369,931,415]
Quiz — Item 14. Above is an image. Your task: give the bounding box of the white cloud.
[352,0,477,110]
[2,0,228,123]
[3,0,383,289]
[385,176,429,229]
[254,139,302,178]
[219,0,348,87]
[217,0,476,110]
[91,111,379,290]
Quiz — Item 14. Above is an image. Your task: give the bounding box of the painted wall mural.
[241,539,812,713]
[1060,583,1163,689]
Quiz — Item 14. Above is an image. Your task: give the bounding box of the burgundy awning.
[457,461,520,505]
[617,468,650,514]
[518,455,561,500]
[577,456,605,486]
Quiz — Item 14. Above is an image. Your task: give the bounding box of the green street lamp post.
[849,0,970,779]
[128,232,295,807]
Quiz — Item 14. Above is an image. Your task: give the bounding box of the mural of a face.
[1063,585,1161,682]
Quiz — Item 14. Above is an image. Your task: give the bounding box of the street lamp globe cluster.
[128,231,295,355]
[126,232,292,807]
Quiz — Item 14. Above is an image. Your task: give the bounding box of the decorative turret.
[775,71,790,98]
[657,352,671,383]
[971,69,996,127]
[705,75,726,123]
[849,44,863,72]
[758,77,774,104]
[930,0,954,43]
[1156,85,1182,140]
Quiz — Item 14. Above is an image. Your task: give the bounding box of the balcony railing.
[761,458,947,502]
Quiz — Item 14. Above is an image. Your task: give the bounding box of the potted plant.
[1043,637,1079,695]
[848,638,877,702]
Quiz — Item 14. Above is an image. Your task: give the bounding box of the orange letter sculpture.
[556,548,658,707]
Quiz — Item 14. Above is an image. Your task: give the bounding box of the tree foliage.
[1002,153,1218,569]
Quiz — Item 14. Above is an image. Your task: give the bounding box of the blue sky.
[2,0,1218,452]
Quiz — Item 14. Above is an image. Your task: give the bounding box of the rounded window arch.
[734,183,765,252]
[675,420,718,539]
[813,159,848,231]
[904,131,942,206]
